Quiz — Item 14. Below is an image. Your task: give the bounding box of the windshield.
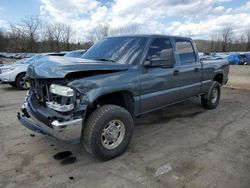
[15,59,27,64]
[64,51,86,58]
[82,37,147,64]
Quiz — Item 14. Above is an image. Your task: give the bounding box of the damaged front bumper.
[17,92,87,144]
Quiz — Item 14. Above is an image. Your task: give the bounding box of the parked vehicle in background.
[242,53,250,65]
[0,52,65,89]
[51,52,66,56]
[199,52,228,61]
[239,54,247,65]
[227,53,240,65]
[200,55,225,61]
[18,35,229,160]
[0,55,41,89]
[64,50,86,58]
[227,53,249,65]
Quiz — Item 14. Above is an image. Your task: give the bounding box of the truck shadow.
[134,98,205,126]
[23,97,208,167]
[47,98,206,164]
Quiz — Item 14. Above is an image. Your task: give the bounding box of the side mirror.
[144,49,175,68]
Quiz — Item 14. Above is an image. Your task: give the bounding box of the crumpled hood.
[26,56,129,79]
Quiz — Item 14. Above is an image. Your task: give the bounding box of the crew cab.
[18,35,229,160]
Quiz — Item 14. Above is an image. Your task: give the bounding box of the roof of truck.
[107,34,192,40]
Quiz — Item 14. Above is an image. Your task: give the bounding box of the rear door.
[174,39,202,100]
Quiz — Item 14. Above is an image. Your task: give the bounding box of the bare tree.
[52,23,63,51]
[238,34,246,51]
[1,18,80,52]
[100,24,109,39]
[4,16,250,54]
[45,23,72,51]
[8,24,26,52]
[88,24,144,43]
[221,27,233,52]
[210,33,217,52]
[20,16,41,52]
[87,24,110,43]
[61,25,72,50]
[0,31,8,51]
[40,22,73,51]
[246,28,250,51]
[42,24,55,51]
[110,25,144,36]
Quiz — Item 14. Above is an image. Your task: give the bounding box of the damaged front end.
[17,56,130,144]
[17,79,87,143]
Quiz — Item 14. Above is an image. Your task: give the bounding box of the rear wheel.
[201,81,221,109]
[82,105,134,160]
[15,73,30,90]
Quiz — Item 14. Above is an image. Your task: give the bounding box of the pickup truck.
[18,35,229,160]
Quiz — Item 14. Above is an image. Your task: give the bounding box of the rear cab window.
[175,39,196,64]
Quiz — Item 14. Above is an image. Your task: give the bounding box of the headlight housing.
[0,67,16,73]
[50,84,75,97]
[46,101,74,112]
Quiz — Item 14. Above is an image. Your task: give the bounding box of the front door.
[140,38,180,113]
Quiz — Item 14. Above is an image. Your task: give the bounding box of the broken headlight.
[50,84,74,97]
[46,101,74,112]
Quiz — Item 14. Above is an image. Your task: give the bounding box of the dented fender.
[67,68,140,105]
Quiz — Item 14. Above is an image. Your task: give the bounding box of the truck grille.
[29,79,75,109]
[30,79,50,104]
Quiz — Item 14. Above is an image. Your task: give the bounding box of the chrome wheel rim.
[101,119,125,149]
[19,77,30,89]
[211,88,218,104]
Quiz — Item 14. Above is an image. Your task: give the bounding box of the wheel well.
[15,72,26,82]
[85,91,135,120]
[213,74,223,84]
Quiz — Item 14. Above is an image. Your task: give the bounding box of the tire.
[82,105,134,160]
[15,73,30,90]
[201,81,221,109]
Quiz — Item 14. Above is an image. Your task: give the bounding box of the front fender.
[67,69,140,104]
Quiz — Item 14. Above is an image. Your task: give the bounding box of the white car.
[0,54,47,89]
[0,52,66,89]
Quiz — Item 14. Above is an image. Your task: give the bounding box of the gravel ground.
[0,62,250,188]
[226,65,250,90]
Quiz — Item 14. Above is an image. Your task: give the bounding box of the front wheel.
[201,81,221,109]
[15,73,30,90]
[82,105,134,160]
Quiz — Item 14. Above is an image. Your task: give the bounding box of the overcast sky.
[0,0,249,40]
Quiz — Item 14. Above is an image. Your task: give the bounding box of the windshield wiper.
[95,58,116,63]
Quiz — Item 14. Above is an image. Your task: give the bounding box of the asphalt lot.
[0,65,250,188]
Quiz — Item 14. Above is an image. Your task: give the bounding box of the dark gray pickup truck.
[18,35,229,160]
